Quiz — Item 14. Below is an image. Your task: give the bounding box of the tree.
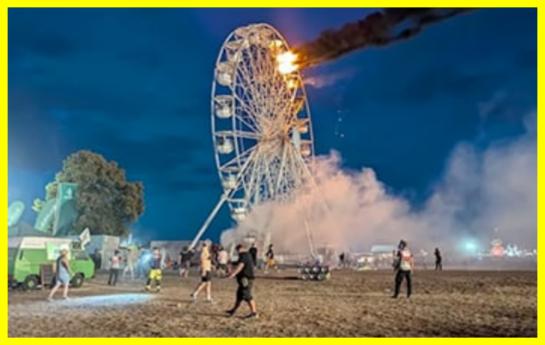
[46,150,144,236]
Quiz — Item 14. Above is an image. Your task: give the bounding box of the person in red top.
[392,239,414,298]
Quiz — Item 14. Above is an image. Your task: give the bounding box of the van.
[8,236,95,290]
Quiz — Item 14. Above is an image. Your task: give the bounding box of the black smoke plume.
[295,8,473,68]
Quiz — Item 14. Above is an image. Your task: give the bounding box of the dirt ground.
[8,269,536,337]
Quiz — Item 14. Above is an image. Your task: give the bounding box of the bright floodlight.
[463,239,479,253]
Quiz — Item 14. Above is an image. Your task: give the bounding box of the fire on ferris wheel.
[189,23,319,256]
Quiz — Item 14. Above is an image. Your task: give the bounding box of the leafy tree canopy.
[46,150,144,236]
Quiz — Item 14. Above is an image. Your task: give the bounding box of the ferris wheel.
[190,23,315,249]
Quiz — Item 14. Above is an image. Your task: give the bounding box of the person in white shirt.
[392,240,414,298]
[123,247,138,280]
[217,246,229,277]
[108,250,123,286]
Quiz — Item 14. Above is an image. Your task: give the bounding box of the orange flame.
[277,51,298,75]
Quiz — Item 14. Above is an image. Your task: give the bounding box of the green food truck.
[8,236,95,290]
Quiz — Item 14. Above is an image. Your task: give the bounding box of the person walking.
[392,240,414,298]
[48,247,73,301]
[190,241,213,303]
[226,243,258,319]
[339,252,346,268]
[179,246,193,278]
[434,247,443,271]
[249,243,258,267]
[108,249,122,286]
[217,246,229,277]
[264,244,277,273]
[145,247,163,292]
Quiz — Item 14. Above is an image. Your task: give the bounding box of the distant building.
[370,244,396,254]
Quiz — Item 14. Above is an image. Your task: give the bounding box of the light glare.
[277,51,298,75]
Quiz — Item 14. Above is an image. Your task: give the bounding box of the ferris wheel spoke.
[215,129,259,140]
[237,57,264,109]
[234,112,262,135]
[234,87,259,122]
[262,146,282,199]
[293,144,315,187]
[232,93,262,133]
[234,130,260,140]
[243,147,263,205]
[219,145,257,172]
[251,49,287,131]
[285,143,304,188]
[245,48,275,123]
[274,142,290,193]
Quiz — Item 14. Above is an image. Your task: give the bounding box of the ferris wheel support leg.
[190,149,255,250]
[189,193,229,250]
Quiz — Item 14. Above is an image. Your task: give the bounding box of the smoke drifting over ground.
[222,113,536,256]
[295,8,472,68]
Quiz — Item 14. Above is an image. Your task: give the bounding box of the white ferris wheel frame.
[190,23,315,250]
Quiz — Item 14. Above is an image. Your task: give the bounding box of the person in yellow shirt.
[190,241,213,303]
[145,247,162,293]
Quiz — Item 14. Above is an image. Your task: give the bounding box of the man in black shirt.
[249,243,258,267]
[91,248,102,271]
[434,247,442,271]
[179,247,193,278]
[226,243,258,319]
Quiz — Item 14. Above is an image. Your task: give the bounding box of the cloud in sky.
[225,111,536,255]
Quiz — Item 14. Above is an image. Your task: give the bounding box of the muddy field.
[8,269,536,337]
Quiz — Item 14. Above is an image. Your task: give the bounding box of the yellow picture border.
[0,1,541,343]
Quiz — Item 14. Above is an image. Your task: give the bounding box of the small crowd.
[47,239,444,317]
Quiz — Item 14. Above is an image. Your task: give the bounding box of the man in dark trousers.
[392,240,414,298]
[226,243,258,319]
[107,249,122,286]
[434,247,443,271]
[179,246,193,278]
[249,243,258,267]
[91,248,102,271]
[339,252,346,268]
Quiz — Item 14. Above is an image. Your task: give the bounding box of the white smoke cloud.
[223,112,536,257]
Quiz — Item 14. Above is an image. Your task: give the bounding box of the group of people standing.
[104,246,140,287]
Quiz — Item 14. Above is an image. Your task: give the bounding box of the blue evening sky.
[8,8,536,241]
